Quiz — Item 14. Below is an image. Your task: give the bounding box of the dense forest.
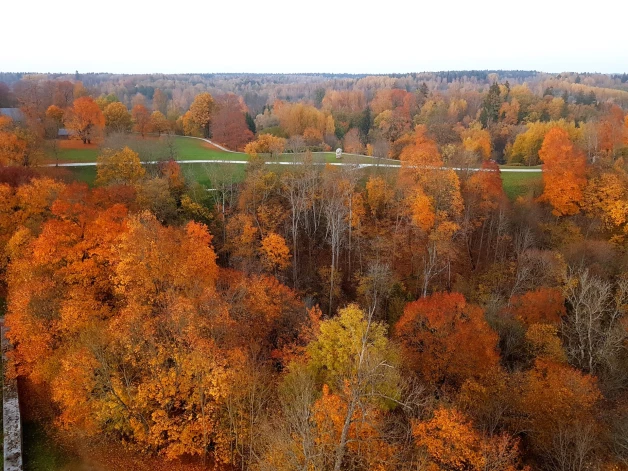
[1,70,628,471]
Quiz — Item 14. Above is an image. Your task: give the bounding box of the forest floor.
[22,422,86,471]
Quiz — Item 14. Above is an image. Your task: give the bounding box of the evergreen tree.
[479,82,502,128]
[419,82,429,97]
[561,91,569,118]
[358,107,372,144]
[314,88,326,107]
[576,90,586,104]
[245,112,256,134]
[417,82,429,107]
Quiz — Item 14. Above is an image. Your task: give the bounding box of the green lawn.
[174,137,399,165]
[46,137,544,199]
[180,160,399,189]
[55,157,542,200]
[499,165,542,169]
[172,137,247,161]
[60,166,97,185]
[46,146,99,164]
[181,162,247,188]
[46,136,401,165]
[501,171,543,200]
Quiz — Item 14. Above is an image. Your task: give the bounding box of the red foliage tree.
[395,292,500,388]
[211,94,254,150]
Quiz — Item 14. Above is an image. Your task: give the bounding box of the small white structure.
[335,148,342,159]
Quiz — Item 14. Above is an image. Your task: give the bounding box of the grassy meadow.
[500,171,544,200]
[43,135,541,199]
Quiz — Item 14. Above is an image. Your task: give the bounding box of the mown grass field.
[501,171,543,199]
[45,140,100,163]
[172,137,246,161]
[46,136,542,199]
[46,136,396,165]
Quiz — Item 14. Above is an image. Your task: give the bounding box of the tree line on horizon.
[1,70,628,164]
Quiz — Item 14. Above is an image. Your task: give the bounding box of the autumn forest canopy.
[1,70,628,471]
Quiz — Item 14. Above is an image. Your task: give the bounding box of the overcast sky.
[2,0,627,74]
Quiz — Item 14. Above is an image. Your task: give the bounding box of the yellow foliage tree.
[273,101,328,136]
[509,119,582,166]
[149,111,169,135]
[103,102,132,133]
[244,134,286,159]
[188,92,216,138]
[96,146,146,186]
[583,164,628,239]
[461,127,492,160]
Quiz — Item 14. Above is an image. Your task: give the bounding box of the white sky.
[2,0,627,74]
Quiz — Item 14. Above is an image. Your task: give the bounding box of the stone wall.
[2,325,22,471]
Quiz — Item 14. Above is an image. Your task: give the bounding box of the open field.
[44,136,542,200]
[501,171,543,199]
[61,159,400,190]
[181,160,399,189]
[173,137,246,161]
[44,136,399,166]
[45,140,100,163]
[62,166,98,185]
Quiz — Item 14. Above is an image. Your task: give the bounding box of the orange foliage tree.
[45,104,65,136]
[597,105,625,155]
[400,126,464,295]
[516,360,601,467]
[507,287,565,325]
[259,232,291,273]
[583,162,628,239]
[132,104,152,137]
[5,189,242,460]
[149,111,169,136]
[64,96,105,144]
[0,116,27,166]
[273,100,328,137]
[413,408,523,471]
[538,127,587,216]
